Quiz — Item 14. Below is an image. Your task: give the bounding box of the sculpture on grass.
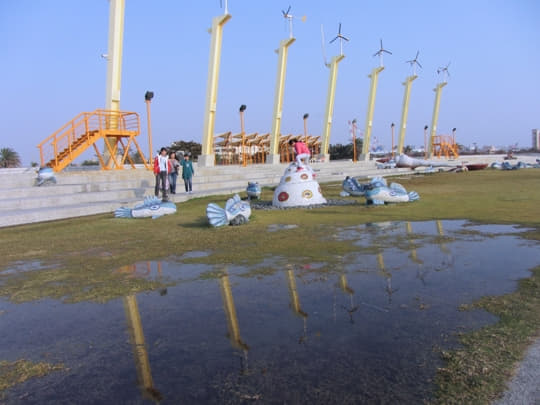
[115,196,176,219]
[207,194,251,227]
[272,162,326,208]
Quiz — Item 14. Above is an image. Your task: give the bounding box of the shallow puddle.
[0,220,539,404]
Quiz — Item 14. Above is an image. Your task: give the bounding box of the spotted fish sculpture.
[246,182,261,200]
[115,196,177,219]
[342,176,385,196]
[207,194,251,227]
[35,167,56,186]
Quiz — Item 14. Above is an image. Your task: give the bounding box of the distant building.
[533,129,540,150]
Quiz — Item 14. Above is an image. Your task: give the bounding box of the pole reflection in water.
[286,266,308,343]
[377,253,398,304]
[219,269,249,373]
[338,274,358,323]
[406,222,429,285]
[123,295,162,402]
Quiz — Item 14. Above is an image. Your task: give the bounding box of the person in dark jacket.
[181,154,195,194]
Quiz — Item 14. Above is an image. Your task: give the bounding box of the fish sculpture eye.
[150,205,160,210]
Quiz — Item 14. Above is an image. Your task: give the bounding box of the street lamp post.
[145,91,154,165]
[352,119,357,162]
[239,105,247,167]
[303,113,309,144]
[423,125,428,158]
[391,122,395,158]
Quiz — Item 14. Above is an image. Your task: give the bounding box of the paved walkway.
[492,337,540,404]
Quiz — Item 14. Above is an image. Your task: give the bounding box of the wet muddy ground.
[1,220,539,404]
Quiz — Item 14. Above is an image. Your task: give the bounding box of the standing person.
[168,151,180,194]
[154,147,169,201]
[181,153,195,194]
[289,139,311,170]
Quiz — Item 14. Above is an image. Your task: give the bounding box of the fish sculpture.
[115,196,177,219]
[206,194,251,227]
[396,154,453,169]
[246,182,261,200]
[35,167,56,186]
[342,176,386,196]
[365,181,420,205]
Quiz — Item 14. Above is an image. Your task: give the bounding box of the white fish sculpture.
[115,196,177,219]
[365,181,420,205]
[35,167,56,186]
[246,182,261,200]
[207,194,251,227]
[396,154,453,169]
[342,176,387,196]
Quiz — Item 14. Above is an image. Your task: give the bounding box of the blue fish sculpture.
[115,196,177,219]
[35,167,56,186]
[246,182,261,200]
[365,181,419,205]
[342,176,386,196]
[207,194,251,227]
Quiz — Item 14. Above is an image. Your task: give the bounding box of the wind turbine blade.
[415,50,420,59]
[342,35,350,41]
[416,61,423,68]
[330,36,338,43]
[373,51,380,57]
[320,24,328,66]
[380,39,383,49]
[384,50,392,55]
[286,5,291,15]
[338,23,342,34]
[446,61,451,68]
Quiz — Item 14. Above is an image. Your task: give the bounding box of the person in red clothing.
[289,139,311,170]
[153,147,170,201]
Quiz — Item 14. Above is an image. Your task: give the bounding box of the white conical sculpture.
[272,163,326,207]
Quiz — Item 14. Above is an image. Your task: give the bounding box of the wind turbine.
[373,38,392,67]
[397,50,422,154]
[320,23,347,161]
[406,50,422,76]
[269,6,302,164]
[437,62,451,82]
[281,5,306,39]
[329,23,349,56]
[427,62,451,158]
[361,39,390,160]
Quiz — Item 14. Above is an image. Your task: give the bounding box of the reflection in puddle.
[1,221,539,403]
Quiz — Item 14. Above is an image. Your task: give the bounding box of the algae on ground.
[0,359,64,394]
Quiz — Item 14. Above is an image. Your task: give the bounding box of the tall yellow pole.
[361,67,384,161]
[123,295,161,401]
[427,82,447,158]
[321,54,345,162]
[397,75,418,155]
[104,0,125,163]
[200,13,232,167]
[268,37,296,164]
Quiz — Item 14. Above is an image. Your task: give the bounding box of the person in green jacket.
[181,153,195,194]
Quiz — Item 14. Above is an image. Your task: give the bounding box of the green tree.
[0,147,22,168]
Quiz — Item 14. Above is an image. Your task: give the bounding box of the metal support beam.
[321,54,345,161]
[397,75,418,155]
[200,13,232,167]
[360,66,384,161]
[427,82,447,158]
[268,37,296,164]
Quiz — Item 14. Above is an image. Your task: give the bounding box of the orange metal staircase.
[432,135,459,159]
[37,109,150,172]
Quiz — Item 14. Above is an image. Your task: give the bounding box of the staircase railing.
[37,109,140,169]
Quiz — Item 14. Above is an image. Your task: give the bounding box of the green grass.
[0,169,540,401]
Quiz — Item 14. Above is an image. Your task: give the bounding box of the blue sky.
[1,0,539,165]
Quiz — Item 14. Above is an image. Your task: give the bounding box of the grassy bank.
[0,169,539,402]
